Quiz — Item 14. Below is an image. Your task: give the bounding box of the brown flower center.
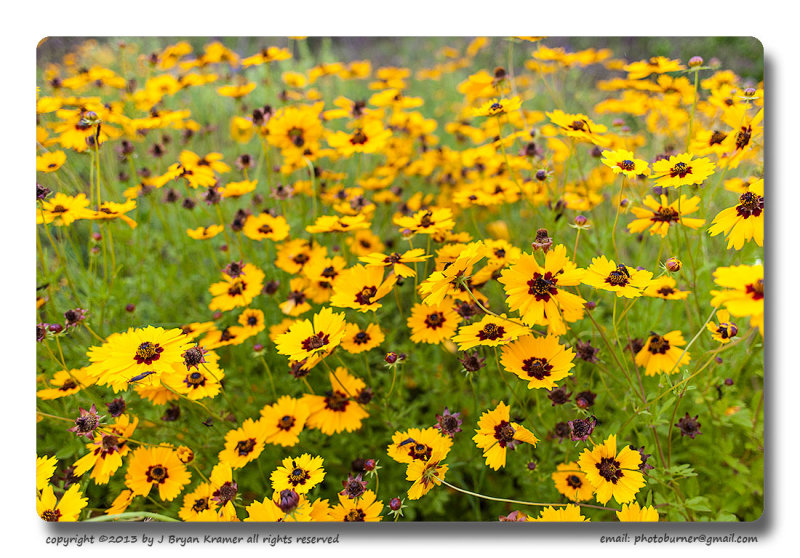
[596,457,623,483]
[477,322,505,341]
[647,334,671,354]
[527,271,558,301]
[146,465,169,484]
[494,420,516,446]
[424,312,445,329]
[235,438,256,456]
[134,342,163,365]
[522,357,552,380]
[669,162,692,178]
[736,191,763,218]
[278,415,295,430]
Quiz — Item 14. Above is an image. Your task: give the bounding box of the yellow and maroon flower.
[472,402,538,470]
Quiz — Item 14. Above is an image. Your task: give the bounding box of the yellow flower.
[472,96,521,117]
[643,276,690,300]
[37,484,88,522]
[616,502,659,522]
[601,149,650,177]
[651,153,716,188]
[532,504,590,522]
[36,150,67,172]
[302,367,370,435]
[270,454,325,495]
[578,434,644,505]
[708,179,764,249]
[498,244,586,335]
[582,256,653,298]
[552,462,595,502]
[452,313,529,351]
[124,446,192,501]
[473,401,538,470]
[217,82,256,99]
[260,395,310,447]
[635,331,691,376]
[627,195,705,238]
[329,264,397,313]
[329,490,383,522]
[500,334,575,390]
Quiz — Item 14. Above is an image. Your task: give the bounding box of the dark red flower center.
[477,322,505,341]
[527,271,558,301]
[669,162,692,178]
[301,332,330,352]
[494,420,516,446]
[522,357,552,380]
[278,415,296,430]
[736,191,763,218]
[596,457,623,483]
[355,285,378,306]
[647,334,671,354]
[746,279,764,300]
[235,438,256,456]
[424,312,445,330]
[617,160,635,171]
[146,465,169,484]
[134,341,163,365]
[652,206,680,222]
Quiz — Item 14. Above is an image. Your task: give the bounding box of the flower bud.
[665,257,682,272]
[389,498,403,511]
[689,56,704,68]
[385,352,398,364]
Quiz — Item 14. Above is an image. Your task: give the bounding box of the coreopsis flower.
[266,103,325,154]
[86,199,138,228]
[451,313,530,351]
[473,402,538,470]
[85,326,192,392]
[187,224,224,240]
[601,149,651,177]
[709,264,763,334]
[329,264,397,312]
[208,462,240,521]
[651,153,716,188]
[406,457,449,500]
[624,56,685,79]
[124,446,192,501]
[498,244,587,335]
[531,504,590,522]
[242,45,292,67]
[37,455,59,492]
[578,434,645,505]
[707,309,738,344]
[167,355,225,400]
[627,195,705,238]
[340,322,385,354]
[208,263,265,312]
[37,368,96,400]
[179,482,217,521]
[302,255,347,303]
[407,299,461,344]
[37,150,67,173]
[73,414,138,484]
[278,277,313,316]
[242,212,290,242]
[500,334,575,390]
[582,257,653,298]
[387,427,454,465]
[217,81,256,99]
[243,493,314,522]
[37,484,88,522]
[393,207,456,237]
[643,276,691,300]
[327,119,392,156]
[329,490,383,522]
[302,367,370,435]
[616,502,659,522]
[270,454,325,495]
[275,307,347,363]
[237,308,266,334]
[418,242,487,305]
[635,331,691,376]
[359,248,430,278]
[275,239,327,275]
[259,395,310,447]
[546,109,609,145]
[472,96,521,117]
[36,192,92,226]
[552,462,595,502]
[106,489,135,515]
[217,418,269,469]
[708,179,764,249]
[305,214,371,234]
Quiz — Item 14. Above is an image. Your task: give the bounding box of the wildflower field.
[35,36,764,523]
